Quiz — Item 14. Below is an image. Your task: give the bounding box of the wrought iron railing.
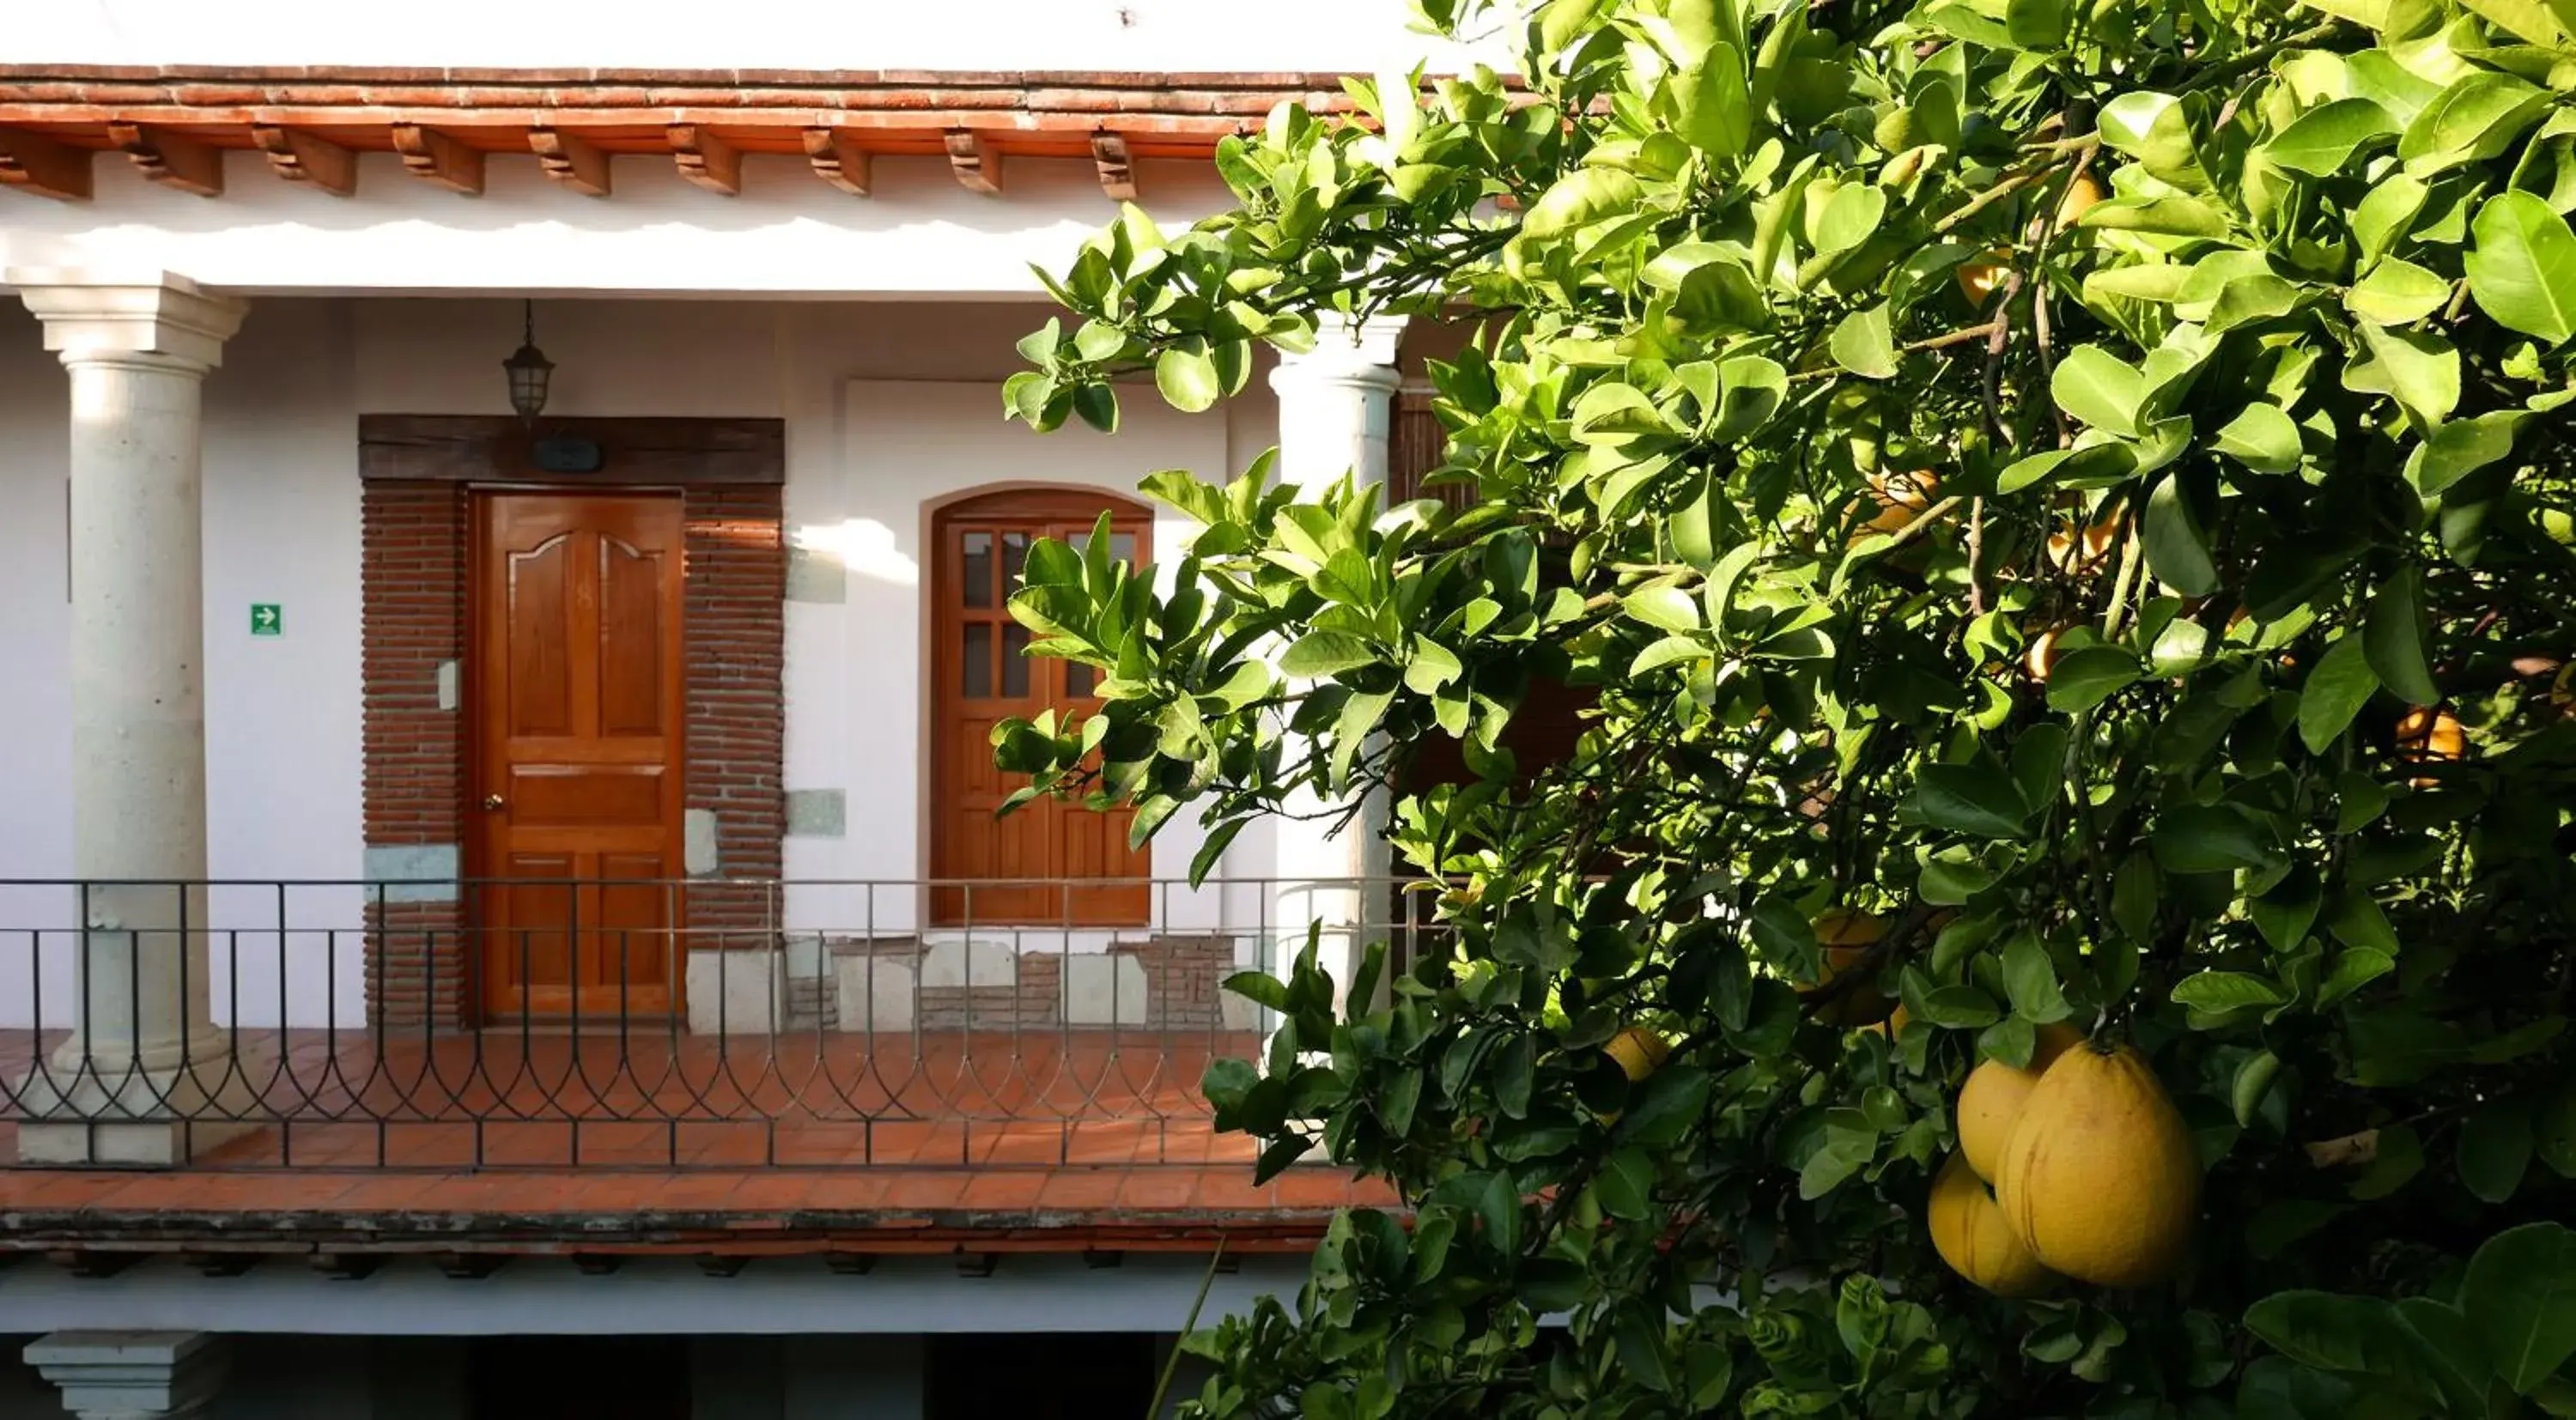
[0,877,1448,1172]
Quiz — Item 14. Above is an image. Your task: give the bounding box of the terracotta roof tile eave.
[0,64,1431,91]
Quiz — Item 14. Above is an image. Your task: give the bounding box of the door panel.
[930,494,1151,925]
[474,493,686,1019]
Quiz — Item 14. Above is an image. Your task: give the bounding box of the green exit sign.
[250,604,283,637]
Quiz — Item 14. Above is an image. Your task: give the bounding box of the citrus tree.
[995,0,2576,1411]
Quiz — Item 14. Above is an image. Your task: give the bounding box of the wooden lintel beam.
[800,127,871,197]
[107,122,222,197]
[391,124,484,196]
[1090,131,1136,203]
[251,124,356,196]
[530,126,611,197]
[669,124,740,196]
[0,127,93,201]
[944,130,999,196]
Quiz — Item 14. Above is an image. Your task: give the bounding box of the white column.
[9,270,248,1166]
[25,1332,228,1419]
[1265,316,1405,1014]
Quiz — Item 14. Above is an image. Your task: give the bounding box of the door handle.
[483,793,506,811]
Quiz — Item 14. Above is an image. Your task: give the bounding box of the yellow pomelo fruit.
[1929,1151,2057,1297]
[1862,1003,1912,1040]
[1955,1022,2086,1183]
[1803,909,1894,1028]
[1996,1044,2201,1288]
[1954,250,2010,306]
[2057,174,2105,226]
[1605,1026,1671,1083]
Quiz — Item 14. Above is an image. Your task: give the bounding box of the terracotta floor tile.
[0,1027,1364,1243]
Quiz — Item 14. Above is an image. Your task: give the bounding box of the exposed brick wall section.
[1117,936,1236,1030]
[360,482,470,1029]
[683,486,787,944]
[359,478,787,1029]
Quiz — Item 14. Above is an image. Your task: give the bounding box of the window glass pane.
[1066,661,1097,699]
[961,622,992,698]
[1001,623,1030,698]
[961,532,993,608]
[1002,532,1028,592]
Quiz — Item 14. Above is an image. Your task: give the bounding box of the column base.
[25,1331,228,1419]
[9,1053,266,1167]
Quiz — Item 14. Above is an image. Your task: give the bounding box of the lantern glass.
[503,342,553,422]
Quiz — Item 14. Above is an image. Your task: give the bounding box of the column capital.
[1270,313,1406,394]
[25,1332,228,1419]
[9,269,247,373]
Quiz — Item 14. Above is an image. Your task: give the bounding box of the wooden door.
[472,492,687,1019]
[931,490,1150,925]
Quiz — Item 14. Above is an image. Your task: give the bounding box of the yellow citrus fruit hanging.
[1929,1151,2058,1297]
[1604,1026,1671,1083]
[1955,1021,2086,1183]
[1995,1043,2201,1288]
[1803,909,1895,1028]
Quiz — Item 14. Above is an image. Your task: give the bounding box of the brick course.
[360,477,785,1029]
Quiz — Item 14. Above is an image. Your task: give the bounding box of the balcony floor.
[0,1029,1387,1253]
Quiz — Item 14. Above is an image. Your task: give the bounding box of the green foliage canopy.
[998,0,2576,1411]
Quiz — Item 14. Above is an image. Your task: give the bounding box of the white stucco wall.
[0,155,1239,298]
[0,294,1278,1027]
[9,0,1516,74]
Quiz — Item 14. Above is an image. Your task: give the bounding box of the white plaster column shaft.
[9,270,247,1162]
[1265,315,1405,1013]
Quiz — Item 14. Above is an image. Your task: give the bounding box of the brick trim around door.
[357,416,786,1029]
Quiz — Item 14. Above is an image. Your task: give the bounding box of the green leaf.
[2172,970,2291,1013]
[2344,323,2460,427]
[2215,404,2304,474]
[2052,345,2147,435]
[1281,631,1380,678]
[2536,1085,2576,1179]
[1677,42,1753,157]
[2298,634,2380,754]
[2345,258,2453,325]
[2002,931,2071,1023]
[1829,304,1898,379]
[1616,1303,1675,1393]
[1913,763,2033,839]
[2408,410,2531,496]
[2464,1223,2576,1393]
[2365,567,2440,707]
[2353,175,2432,271]
[1521,167,1644,240]
[2143,476,2220,597]
[2464,191,2576,346]
[2460,1097,2535,1204]
[1996,443,2134,494]
[1619,1065,1712,1146]
[1916,984,2005,1029]
[2234,1050,2282,1126]
[1155,344,1221,413]
[2456,0,2575,42]
[1624,584,1703,634]
[2152,804,2278,873]
[2263,97,2398,176]
[2398,71,2551,179]
[2045,646,2143,712]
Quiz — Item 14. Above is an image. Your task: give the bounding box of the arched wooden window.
[930,488,1152,925]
